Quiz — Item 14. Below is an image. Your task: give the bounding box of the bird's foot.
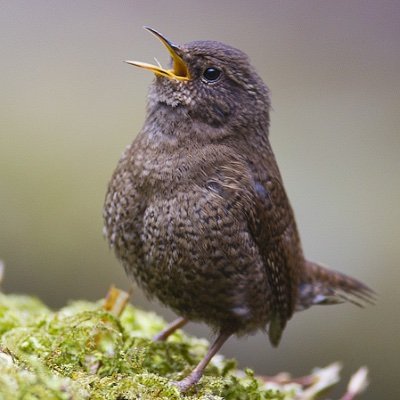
[172,371,202,392]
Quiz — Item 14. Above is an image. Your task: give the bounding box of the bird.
[103,27,374,392]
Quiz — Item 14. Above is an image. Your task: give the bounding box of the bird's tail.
[296,260,375,311]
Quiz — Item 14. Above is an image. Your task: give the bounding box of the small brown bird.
[104,28,374,391]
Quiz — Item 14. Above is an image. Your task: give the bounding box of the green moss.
[0,292,358,399]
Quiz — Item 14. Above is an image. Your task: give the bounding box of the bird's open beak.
[125,27,190,81]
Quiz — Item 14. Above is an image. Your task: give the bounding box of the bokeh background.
[1,1,399,398]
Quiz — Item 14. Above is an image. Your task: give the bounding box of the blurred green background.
[1,1,399,398]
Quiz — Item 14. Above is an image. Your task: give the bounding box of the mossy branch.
[0,287,368,399]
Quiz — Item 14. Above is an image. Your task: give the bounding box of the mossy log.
[0,290,367,399]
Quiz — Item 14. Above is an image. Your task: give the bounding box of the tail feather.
[296,261,375,312]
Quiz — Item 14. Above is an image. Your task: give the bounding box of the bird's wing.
[248,173,300,346]
[206,156,300,345]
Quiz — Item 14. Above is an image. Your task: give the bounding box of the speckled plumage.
[104,30,373,390]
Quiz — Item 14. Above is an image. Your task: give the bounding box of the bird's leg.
[174,330,232,392]
[153,316,188,341]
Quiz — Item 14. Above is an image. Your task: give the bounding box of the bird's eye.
[202,67,221,82]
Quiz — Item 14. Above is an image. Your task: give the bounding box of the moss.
[0,292,365,399]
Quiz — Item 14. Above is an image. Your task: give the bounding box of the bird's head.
[127,28,271,140]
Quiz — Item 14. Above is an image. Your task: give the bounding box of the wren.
[103,28,374,391]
